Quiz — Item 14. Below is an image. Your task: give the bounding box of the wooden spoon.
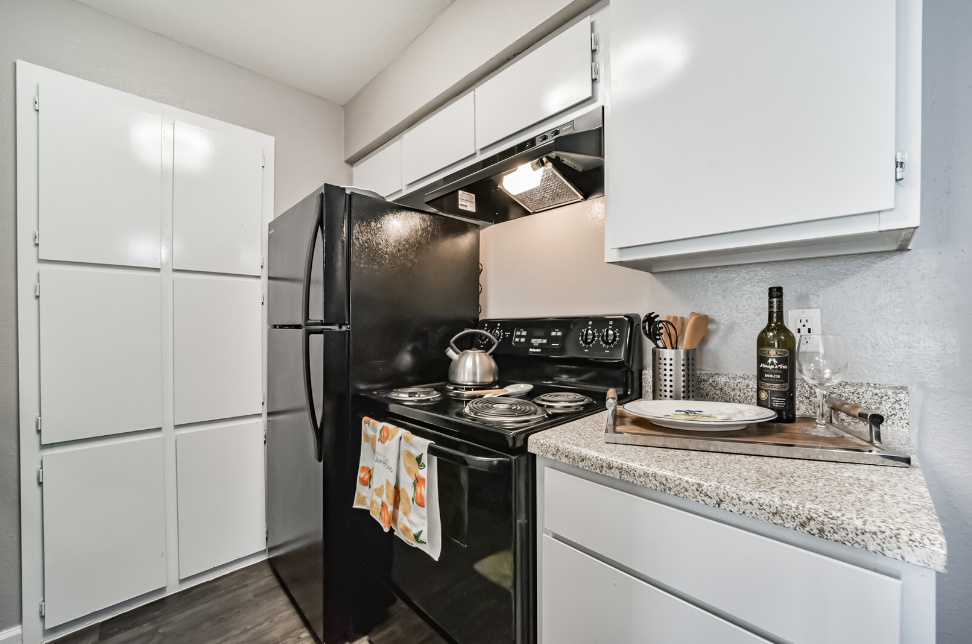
[682,314,709,350]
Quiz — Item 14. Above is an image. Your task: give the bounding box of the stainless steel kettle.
[445,329,499,386]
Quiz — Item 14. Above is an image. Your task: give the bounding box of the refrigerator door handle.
[302,327,324,462]
[303,193,324,326]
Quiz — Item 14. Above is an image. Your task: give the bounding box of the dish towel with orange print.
[353,417,441,561]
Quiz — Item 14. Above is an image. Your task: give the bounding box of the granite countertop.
[528,410,947,572]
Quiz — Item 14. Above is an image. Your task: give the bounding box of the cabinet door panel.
[403,94,475,185]
[39,268,162,444]
[475,17,592,148]
[43,437,166,628]
[173,277,262,425]
[38,83,161,268]
[606,0,895,249]
[542,536,767,644]
[173,122,264,276]
[352,140,402,198]
[544,468,902,644]
[176,421,266,578]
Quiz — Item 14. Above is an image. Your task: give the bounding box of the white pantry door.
[42,437,167,628]
[38,82,162,268]
[173,276,263,425]
[18,61,274,644]
[173,121,264,276]
[176,421,267,578]
[38,267,163,444]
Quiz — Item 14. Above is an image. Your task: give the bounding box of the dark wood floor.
[52,561,315,644]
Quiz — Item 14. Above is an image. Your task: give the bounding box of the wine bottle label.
[757,348,790,408]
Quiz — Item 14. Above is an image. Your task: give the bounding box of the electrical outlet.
[787,308,821,336]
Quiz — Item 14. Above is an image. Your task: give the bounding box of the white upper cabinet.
[607,0,910,271]
[403,93,475,185]
[173,121,264,276]
[173,276,263,425]
[476,17,593,149]
[39,268,163,444]
[39,83,162,268]
[353,140,403,197]
[42,437,166,628]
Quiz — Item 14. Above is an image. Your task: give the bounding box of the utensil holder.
[652,348,697,400]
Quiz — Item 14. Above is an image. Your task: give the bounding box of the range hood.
[399,107,603,224]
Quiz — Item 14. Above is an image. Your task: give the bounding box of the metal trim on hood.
[398,107,603,224]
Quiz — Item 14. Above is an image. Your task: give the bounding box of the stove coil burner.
[386,387,442,404]
[463,397,548,426]
[533,391,594,413]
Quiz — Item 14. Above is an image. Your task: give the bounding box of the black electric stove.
[356,315,642,451]
[356,380,613,450]
[349,316,641,644]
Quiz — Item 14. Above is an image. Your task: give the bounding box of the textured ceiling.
[75,0,456,105]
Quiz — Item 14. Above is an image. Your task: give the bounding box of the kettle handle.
[449,329,499,355]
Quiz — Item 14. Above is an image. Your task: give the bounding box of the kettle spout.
[445,347,459,361]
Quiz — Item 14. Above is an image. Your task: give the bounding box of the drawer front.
[544,468,902,644]
[542,536,768,644]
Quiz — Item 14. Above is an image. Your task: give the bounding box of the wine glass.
[797,334,849,436]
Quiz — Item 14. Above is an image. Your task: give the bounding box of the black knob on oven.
[602,328,618,347]
[580,328,597,346]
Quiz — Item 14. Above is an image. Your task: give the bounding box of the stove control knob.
[602,328,619,347]
[580,328,597,346]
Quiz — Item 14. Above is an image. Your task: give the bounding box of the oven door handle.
[428,443,511,472]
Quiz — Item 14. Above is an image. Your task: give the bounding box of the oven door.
[350,415,532,644]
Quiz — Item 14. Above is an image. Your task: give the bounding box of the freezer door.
[268,190,323,326]
[267,327,350,642]
[268,186,351,327]
[347,192,480,390]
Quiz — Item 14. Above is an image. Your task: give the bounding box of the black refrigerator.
[266,185,480,643]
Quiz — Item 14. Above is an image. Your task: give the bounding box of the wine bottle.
[756,286,796,423]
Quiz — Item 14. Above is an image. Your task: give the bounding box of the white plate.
[622,400,777,431]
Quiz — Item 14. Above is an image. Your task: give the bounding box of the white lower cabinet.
[42,437,167,628]
[539,464,913,644]
[543,535,768,644]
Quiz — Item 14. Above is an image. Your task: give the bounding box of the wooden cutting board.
[614,408,874,451]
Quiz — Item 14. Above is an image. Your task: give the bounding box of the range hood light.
[413,107,604,222]
[501,161,544,195]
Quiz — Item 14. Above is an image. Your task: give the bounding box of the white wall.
[481,0,972,637]
[0,0,350,631]
[343,0,599,162]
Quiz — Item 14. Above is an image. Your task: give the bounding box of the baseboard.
[0,626,23,644]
